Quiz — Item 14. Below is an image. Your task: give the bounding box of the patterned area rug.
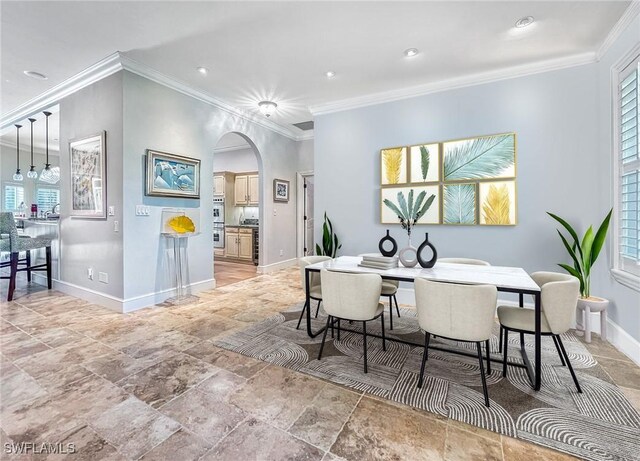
[213,303,640,461]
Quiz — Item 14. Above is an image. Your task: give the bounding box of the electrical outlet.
[87,268,93,280]
[273,208,277,216]
[98,272,108,284]
[114,220,119,232]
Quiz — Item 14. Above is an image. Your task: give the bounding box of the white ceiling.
[0,110,60,154]
[1,1,631,135]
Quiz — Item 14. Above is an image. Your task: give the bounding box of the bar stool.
[0,212,52,301]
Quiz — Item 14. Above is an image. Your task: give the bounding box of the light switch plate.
[108,206,115,216]
[136,205,151,216]
[98,272,108,283]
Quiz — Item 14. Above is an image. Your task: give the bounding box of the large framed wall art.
[380,132,517,226]
[69,131,107,219]
[146,150,201,199]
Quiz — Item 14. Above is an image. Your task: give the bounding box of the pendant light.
[13,124,23,181]
[40,111,53,182]
[27,118,38,179]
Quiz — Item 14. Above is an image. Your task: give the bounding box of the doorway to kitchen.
[297,172,314,257]
[212,132,262,287]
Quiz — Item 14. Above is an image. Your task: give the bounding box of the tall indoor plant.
[315,212,342,258]
[547,209,612,299]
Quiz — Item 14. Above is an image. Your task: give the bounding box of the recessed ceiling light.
[404,48,419,58]
[258,100,278,117]
[515,16,534,28]
[197,67,208,75]
[23,70,47,80]
[326,71,336,79]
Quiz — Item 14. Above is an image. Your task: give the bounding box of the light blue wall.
[593,15,640,341]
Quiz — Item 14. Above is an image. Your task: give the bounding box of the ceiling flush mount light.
[197,67,208,75]
[515,16,534,28]
[27,118,38,179]
[13,124,23,181]
[326,71,336,79]
[404,48,419,58]
[258,100,278,117]
[23,70,48,80]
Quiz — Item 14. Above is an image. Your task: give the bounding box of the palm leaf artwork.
[420,146,430,180]
[444,184,476,224]
[382,148,403,184]
[443,134,515,181]
[383,189,436,236]
[482,184,511,225]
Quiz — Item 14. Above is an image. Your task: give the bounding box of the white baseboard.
[395,286,640,366]
[257,258,297,274]
[36,273,216,313]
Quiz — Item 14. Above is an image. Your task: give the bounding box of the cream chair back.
[415,278,497,342]
[320,269,382,321]
[439,258,491,266]
[530,271,580,335]
[299,256,331,291]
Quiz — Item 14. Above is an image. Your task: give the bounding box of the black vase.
[417,233,437,268]
[378,229,398,257]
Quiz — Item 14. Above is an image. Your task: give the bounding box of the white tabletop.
[306,256,540,292]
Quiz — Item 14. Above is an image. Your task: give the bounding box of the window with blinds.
[616,55,640,279]
[3,185,25,212]
[36,188,60,213]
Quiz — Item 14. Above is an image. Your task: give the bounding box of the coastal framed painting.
[69,131,107,218]
[146,150,200,199]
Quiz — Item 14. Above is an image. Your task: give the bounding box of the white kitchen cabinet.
[234,173,259,206]
[225,227,253,261]
[238,233,253,260]
[248,175,259,205]
[213,175,225,196]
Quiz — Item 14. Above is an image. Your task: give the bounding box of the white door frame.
[296,171,314,258]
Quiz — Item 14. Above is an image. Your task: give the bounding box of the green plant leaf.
[397,192,409,220]
[416,194,436,219]
[420,146,430,180]
[443,134,514,180]
[557,230,583,276]
[581,226,595,276]
[590,209,612,266]
[558,263,585,293]
[444,184,475,224]
[407,189,414,220]
[383,199,404,220]
[547,212,583,259]
[315,243,323,256]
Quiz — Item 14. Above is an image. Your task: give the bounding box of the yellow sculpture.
[168,215,196,233]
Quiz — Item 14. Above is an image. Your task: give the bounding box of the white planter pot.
[576,296,610,343]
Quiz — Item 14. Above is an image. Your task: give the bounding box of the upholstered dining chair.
[0,212,52,301]
[498,271,582,393]
[415,278,497,407]
[317,269,385,373]
[296,256,332,329]
[358,254,401,329]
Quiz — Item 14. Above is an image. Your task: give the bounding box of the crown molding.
[309,52,597,116]
[1,52,308,142]
[596,0,640,61]
[213,143,252,154]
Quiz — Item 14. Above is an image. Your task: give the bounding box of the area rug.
[213,303,640,461]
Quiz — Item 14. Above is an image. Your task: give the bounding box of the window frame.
[2,182,26,213]
[35,186,60,214]
[611,43,640,292]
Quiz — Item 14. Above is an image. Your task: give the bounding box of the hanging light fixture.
[40,111,53,182]
[27,118,38,179]
[13,124,23,181]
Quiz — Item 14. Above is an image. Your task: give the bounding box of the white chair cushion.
[309,284,322,299]
[497,305,552,333]
[381,281,398,296]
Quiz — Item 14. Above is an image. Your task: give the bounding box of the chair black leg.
[485,339,491,374]
[394,295,400,317]
[26,250,32,282]
[337,319,341,341]
[8,252,19,301]
[362,321,368,374]
[477,342,490,407]
[380,314,386,351]
[314,299,321,317]
[317,316,331,360]
[552,335,566,366]
[556,335,582,393]
[389,301,394,330]
[331,315,335,338]
[296,300,309,330]
[502,328,509,377]
[498,326,503,353]
[417,332,431,388]
[45,246,52,289]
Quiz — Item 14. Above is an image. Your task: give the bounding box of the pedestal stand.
[162,232,200,305]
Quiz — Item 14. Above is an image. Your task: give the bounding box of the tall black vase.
[378,229,398,257]
[417,233,437,268]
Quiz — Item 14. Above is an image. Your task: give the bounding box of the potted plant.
[315,212,342,258]
[548,209,612,333]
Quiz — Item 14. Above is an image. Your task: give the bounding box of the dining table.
[304,256,543,391]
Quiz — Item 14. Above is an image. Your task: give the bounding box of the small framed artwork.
[273,179,290,202]
[409,143,440,183]
[380,147,407,185]
[146,150,200,199]
[442,133,515,181]
[478,180,517,225]
[443,183,477,225]
[381,185,440,225]
[69,131,107,218]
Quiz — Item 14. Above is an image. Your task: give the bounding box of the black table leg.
[534,292,541,391]
[305,269,326,338]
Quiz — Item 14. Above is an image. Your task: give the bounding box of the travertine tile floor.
[1,268,639,460]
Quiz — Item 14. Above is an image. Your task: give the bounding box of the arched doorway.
[211,132,263,286]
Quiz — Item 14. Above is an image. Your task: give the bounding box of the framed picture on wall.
[145,150,201,199]
[69,131,107,218]
[273,179,290,202]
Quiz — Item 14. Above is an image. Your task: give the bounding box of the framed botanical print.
[273,179,290,202]
[69,131,107,218]
[146,150,200,199]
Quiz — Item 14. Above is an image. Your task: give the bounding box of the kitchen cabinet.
[213,174,225,196]
[234,173,259,206]
[225,227,253,261]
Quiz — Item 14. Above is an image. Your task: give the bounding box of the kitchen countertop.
[15,217,60,226]
[226,224,259,229]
